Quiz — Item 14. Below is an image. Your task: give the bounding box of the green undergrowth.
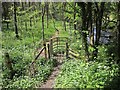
[2,58,56,88]
[55,59,119,88]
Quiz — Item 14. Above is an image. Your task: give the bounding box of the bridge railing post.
[43,42,47,59]
[50,39,53,58]
[57,37,59,51]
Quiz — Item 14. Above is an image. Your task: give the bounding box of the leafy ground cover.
[55,59,119,88]
[3,58,56,88]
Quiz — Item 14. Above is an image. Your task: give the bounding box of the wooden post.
[57,37,58,51]
[4,52,15,79]
[44,42,47,59]
[66,42,69,59]
[50,39,53,57]
[47,43,50,59]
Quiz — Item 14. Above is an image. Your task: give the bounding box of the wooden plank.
[69,51,80,59]
[69,55,77,59]
[34,47,45,62]
[53,45,66,49]
[69,48,78,55]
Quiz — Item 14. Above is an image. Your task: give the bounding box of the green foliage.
[55,60,119,88]
[97,45,108,61]
[69,38,85,59]
[2,58,55,88]
[70,40,82,50]
[5,76,36,88]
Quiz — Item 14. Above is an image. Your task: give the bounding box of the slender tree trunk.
[46,2,49,28]
[29,2,31,7]
[88,3,93,46]
[117,1,120,63]
[14,2,19,38]
[42,5,45,41]
[74,2,77,30]
[95,2,105,45]
[86,2,93,46]
[92,3,105,58]
[21,2,24,10]
[86,2,91,29]
[63,2,66,31]
[7,22,9,29]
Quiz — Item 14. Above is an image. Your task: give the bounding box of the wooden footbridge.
[27,36,80,76]
[35,36,80,60]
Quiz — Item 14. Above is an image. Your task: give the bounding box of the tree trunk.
[88,3,93,46]
[95,2,105,45]
[63,2,66,31]
[42,5,45,41]
[29,2,31,7]
[117,1,120,63]
[93,2,105,58]
[14,2,19,38]
[77,2,89,61]
[74,2,77,30]
[46,2,49,28]
[21,2,24,10]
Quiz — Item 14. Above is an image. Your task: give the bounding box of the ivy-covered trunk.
[14,2,19,38]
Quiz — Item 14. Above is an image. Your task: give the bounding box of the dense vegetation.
[1,1,120,89]
[55,46,120,88]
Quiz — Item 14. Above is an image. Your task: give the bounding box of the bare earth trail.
[40,62,62,88]
[37,31,63,88]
